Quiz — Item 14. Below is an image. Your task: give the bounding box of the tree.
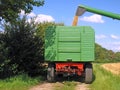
[115,52,120,61]
[0,17,43,78]
[95,43,107,61]
[95,43,117,63]
[0,0,44,22]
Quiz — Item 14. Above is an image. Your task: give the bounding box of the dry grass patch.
[101,63,120,75]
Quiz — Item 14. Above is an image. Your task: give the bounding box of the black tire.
[47,63,55,82]
[85,64,93,84]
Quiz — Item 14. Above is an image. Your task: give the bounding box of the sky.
[21,0,120,52]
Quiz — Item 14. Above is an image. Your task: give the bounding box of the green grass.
[54,81,77,90]
[0,74,44,90]
[2,64,120,90]
[90,63,120,90]
[61,81,77,90]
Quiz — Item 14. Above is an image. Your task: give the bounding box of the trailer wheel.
[47,63,55,82]
[85,64,93,84]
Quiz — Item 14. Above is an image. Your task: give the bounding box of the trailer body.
[45,26,94,62]
[45,26,94,83]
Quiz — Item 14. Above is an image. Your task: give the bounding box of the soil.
[75,82,90,90]
[30,80,89,90]
[29,82,54,90]
[101,63,120,75]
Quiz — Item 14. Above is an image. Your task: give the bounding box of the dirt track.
[75,83,89,90]
[30,63,120,90]
[29,82,54,90]
[30,82,89,90]
[30,76,90,90]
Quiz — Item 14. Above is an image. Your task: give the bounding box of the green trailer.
[45,26,94,62]
[45,4,120,83]
[45,26,95,83]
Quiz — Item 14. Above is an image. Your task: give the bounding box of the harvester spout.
[72,4,120,26]
[72,7,86,26]
[79,5,120,20]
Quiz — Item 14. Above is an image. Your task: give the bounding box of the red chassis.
[55,63,84,76]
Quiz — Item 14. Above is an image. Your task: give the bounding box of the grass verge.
[54,81,77,90]
[90,63,120,90]
[0,74,44,90]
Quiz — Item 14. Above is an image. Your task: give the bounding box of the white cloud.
[28,12,36,17]
[96,38,120,52]
[110,42,120,52]
[20,10,25,16]
[96,34,120,52]
[20,10,36,17]
[112,42,120,45]
[113,46,120,51]
[80,14,104,23]
[20,11,55,23]
[34,14,55,23]
[95,34,107,39]
[110,34,119,39]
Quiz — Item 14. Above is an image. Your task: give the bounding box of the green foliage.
[95,43,118,63]
[0,17,44,78]
[0,0,44,22]
[54,81,77,90]
[61,81,77,90]
[0,20,64,78]
[90,64,120,90]
[114,52,120,61]
[0,32,13,77]
[0,74,43,90]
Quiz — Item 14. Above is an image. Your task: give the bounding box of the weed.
[0,74,43,90]
[90,64,120,90]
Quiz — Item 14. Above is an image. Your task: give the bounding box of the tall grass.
[90,64,120,90]
[0,74,43,90]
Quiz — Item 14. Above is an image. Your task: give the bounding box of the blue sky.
[26,0,120,52]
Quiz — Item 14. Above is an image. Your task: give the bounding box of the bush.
[0,17,43,78]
